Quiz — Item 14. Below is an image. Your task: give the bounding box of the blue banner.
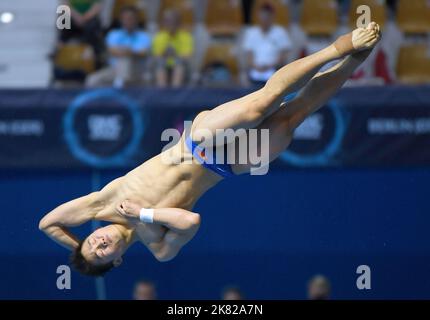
[0,86,429,169]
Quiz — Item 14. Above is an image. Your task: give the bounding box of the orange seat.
[396,0,430,34]
[348,0,386,30]
[300,0,338,36]
[203,43,239,82]
[251,0,290,26]
[55,44,95,74]
[205,0,244,36]
[112,0,147,24]
[158,0,194,30]
[396,44,430,84]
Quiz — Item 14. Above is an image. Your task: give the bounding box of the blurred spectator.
[85,6,151,88]
[152,9,194,88]
[242,2,292,86]
[386,0,397,12]
[307,275,331,300]
[201,61,235,87]
[133,280,157,300]
[221,286,244,300]
[59,0,103,58]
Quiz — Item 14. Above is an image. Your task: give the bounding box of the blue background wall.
[0,86,429,299]
[1,168,429,299]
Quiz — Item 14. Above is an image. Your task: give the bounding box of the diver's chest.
[121,166,196,208]
[147,178,197,209]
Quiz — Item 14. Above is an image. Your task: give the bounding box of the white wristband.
[139,208,154,224]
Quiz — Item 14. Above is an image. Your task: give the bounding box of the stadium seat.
[112,0,147,24]
[396,0,430,34]
[54,44,95,74]
[202,42,239,83]
[205,0,244,36]
[396,44,430,84]
[158,0,194,30]
[251,0,290,26]
[348,0,387,30]
[300,0,338,36]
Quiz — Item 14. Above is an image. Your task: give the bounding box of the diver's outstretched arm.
[39,192,101,250]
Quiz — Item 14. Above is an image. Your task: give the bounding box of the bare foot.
[352,22,381,50]
[352,22,382,62]
[334,22,382,57]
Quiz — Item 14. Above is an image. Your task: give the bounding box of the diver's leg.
[284,48,375,130]
[192,23,380,144]
[231,46,380,174]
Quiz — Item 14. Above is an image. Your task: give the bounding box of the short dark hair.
[70,242,114,277]
[120,5,139,16]
[260,2,275,14]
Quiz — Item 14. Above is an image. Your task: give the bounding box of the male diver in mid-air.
[39,23,381,276]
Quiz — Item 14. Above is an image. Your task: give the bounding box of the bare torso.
[92,132,223,244]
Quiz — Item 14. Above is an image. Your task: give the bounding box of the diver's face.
[81,225,126,266]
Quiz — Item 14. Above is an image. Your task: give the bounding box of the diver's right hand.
[116,200,141,221]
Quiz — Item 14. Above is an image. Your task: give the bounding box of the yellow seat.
[251,0,290,26]
[158,0,195,30]
[300,0,338,36]
[396,44,430,84]
[348,0,386,30]
[205,0,244,36]
[112,0,147,24]
[397,0,430,34]
[203,43,239,82]
[54,44,95,74]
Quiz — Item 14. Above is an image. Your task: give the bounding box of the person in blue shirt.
[86,6,151,87]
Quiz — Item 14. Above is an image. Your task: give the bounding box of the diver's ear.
[113,257,123,267]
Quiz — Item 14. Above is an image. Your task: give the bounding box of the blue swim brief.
[185,135,235,179]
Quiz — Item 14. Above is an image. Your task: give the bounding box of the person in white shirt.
[242,3,292,85]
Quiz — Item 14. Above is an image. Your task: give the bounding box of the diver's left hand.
[116,200,141,221]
